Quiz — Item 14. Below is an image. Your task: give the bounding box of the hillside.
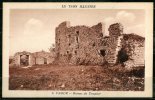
[9,64,144,91]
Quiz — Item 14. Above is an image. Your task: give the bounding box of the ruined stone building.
[55,21,145,68]
[10,21,145,68]
[12,51,55,66]
[13,51,34,66]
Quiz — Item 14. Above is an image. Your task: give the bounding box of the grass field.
[9,64,144,91]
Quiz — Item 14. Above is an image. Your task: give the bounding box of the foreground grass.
[9,64,144,91]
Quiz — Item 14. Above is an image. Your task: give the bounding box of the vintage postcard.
[3,2,153,97]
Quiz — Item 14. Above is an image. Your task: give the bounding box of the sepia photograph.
[3,3,153,97]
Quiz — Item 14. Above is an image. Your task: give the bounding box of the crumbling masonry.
[13,51,55,66]
[55,21,145,68]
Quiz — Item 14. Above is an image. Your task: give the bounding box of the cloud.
[26,18,43,26]
[116,11,136,25]
[103,10,144,36]
[10,18,51,55]
[103,17,115,24]
[125,24,145,37]
[104,11,136,26]
[24,18,44,36]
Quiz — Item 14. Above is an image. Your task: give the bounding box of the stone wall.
[122,34,145,68]
[55,22,145,68]
[13,51,55,66]
[55,21,106,65]
[102,23,124,65]
[108,23,123,36]
[97,23,145,68]
[13,51,35,66]
[102,36,123,64]
[33,51,55,64]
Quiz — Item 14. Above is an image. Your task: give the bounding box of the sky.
[10,9,145,56]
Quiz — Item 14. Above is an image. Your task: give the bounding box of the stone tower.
[55,21,106,65]
[104,23,124,64]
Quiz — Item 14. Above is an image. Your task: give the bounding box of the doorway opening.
[117,48,129,63]
[20,55,29,66]
[44,58,47,64]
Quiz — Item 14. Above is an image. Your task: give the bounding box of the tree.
[49,43,55,52]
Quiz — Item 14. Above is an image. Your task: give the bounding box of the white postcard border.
[3,2,153,98]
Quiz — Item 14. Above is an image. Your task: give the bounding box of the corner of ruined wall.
[55,21,70,40]
[91,22,105,35]
[13,52,21,66]
[123,34,145,67]
[91,22,105,38]
[54,21,70,65]
[55,21,70,37]
[57,21,70,29]
[108,23,123,36]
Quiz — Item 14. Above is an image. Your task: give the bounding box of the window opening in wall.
[100,50,106,57]
[76,31,79,35]
[75,31,79,43]
[68,35,71,46]
[93,43,95,47]
[75,51,77,54]
[76,36,79,43]
[58,39,60,46]
[68,54,72,61]
[67,51,69,54]
[35,57,36,65]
